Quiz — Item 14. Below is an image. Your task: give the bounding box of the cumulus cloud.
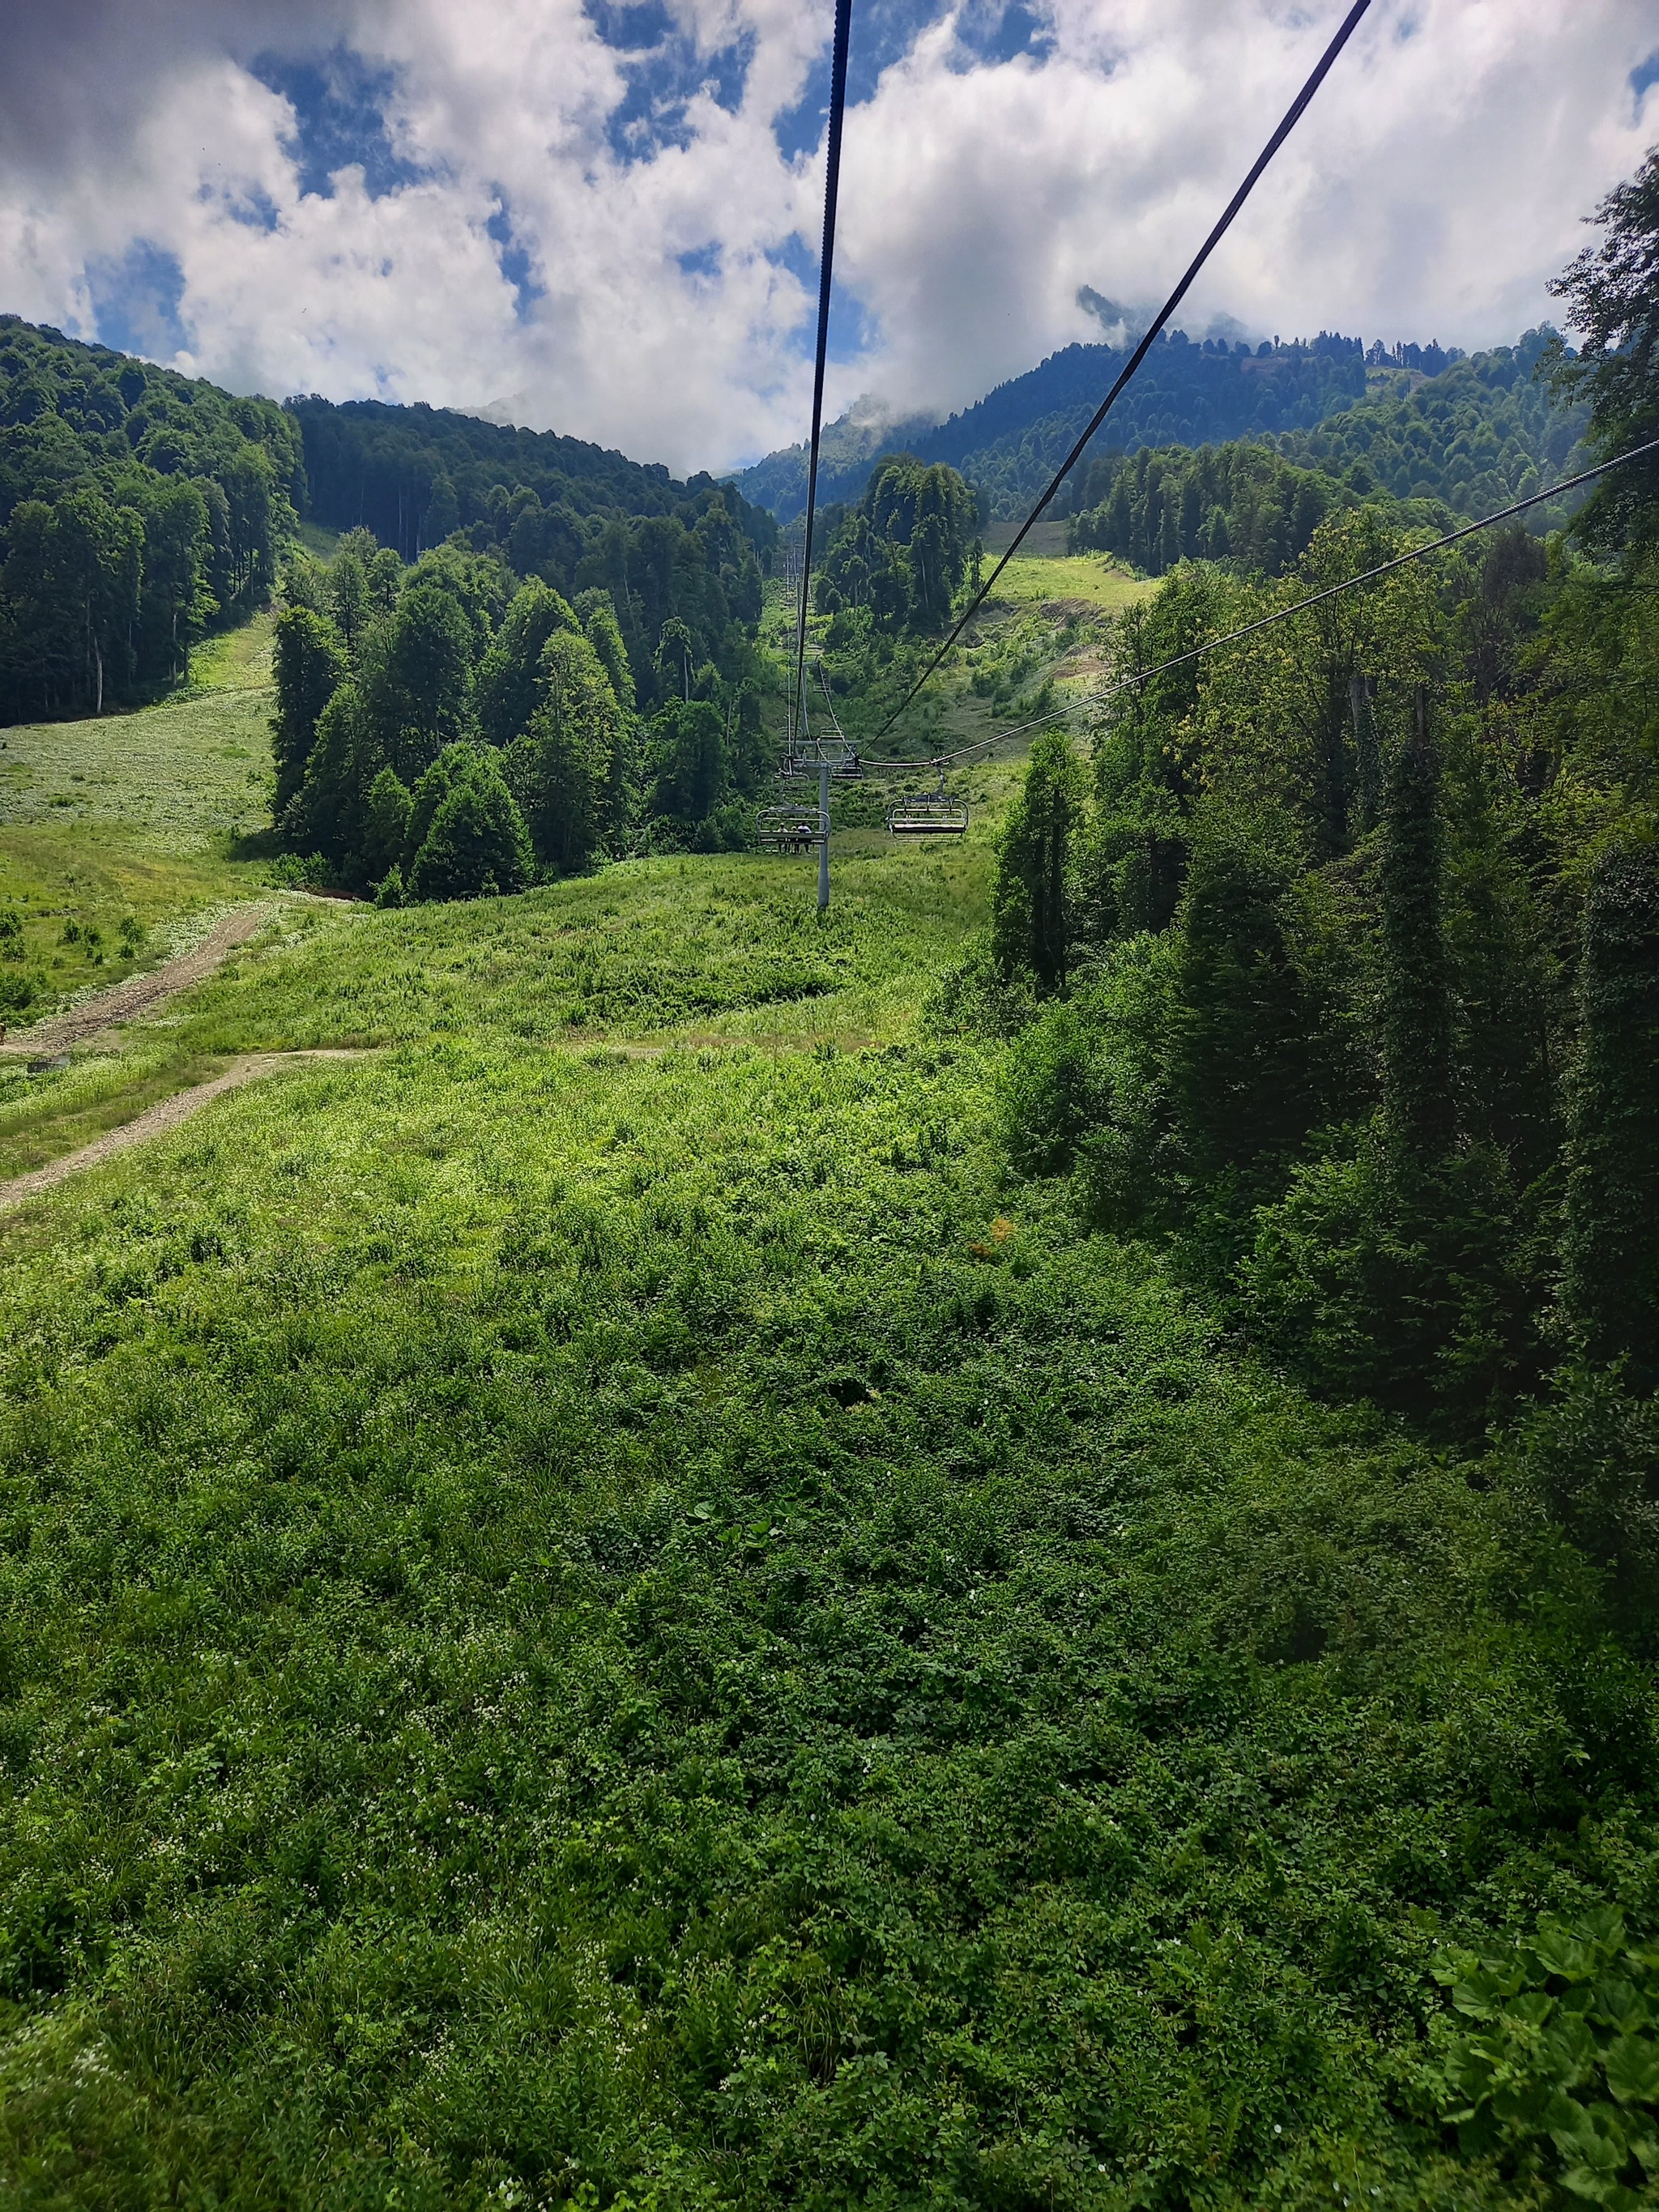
[0,0,1655,475]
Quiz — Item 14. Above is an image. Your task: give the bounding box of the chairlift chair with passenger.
[757,801,827,854]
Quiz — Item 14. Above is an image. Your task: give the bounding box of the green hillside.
[1067,333,1592,577]
[1,665,1652,2210]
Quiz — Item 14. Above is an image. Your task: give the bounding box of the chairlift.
[757,802,827,854]
[885,770,970,837]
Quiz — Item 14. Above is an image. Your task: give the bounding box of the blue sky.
[1,0,1656,473]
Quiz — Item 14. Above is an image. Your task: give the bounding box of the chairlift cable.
[871,0,1378,745]
[788,0,855,767]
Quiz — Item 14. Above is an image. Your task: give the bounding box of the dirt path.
[0,1051,371,1211]
[0,901,279,1058]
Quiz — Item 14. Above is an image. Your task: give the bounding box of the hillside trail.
[0,1050,373,1211]
[0,899,282,1059]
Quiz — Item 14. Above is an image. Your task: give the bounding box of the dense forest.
[0,317,302,720]
[273,526,774,897]
[1068,331,1592,577]
[814,455,979,635]
[983,147,1659,1513]
[290,393,775,578]
[0,321,775,740]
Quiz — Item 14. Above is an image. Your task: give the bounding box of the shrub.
[995,999,1103,1175]
[1242,1119,1541,1435]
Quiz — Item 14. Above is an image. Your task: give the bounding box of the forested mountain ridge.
[291,393,775,569]
[0,315,303,719]
[0,318,776,731]
[1066,328,1592,576]
[732,326,1588,531]
[733,328,1372,520]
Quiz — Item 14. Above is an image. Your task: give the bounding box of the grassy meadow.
[0,671,1655,2211]
[0,612,277,1027]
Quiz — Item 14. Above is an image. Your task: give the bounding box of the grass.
[0,753,1655,2208]
[0,616,276,1025]
[983,553,1150,615]
[0,638,1654,2211]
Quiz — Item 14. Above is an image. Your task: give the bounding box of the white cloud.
[0,0,1655,475]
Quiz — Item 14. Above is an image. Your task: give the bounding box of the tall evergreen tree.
[1379,694,1456,1158]
[1171,816,1317,1183]
[992,731,1087,992]
[1561,839,1659,1385]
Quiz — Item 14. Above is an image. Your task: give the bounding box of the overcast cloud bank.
[1,0,1656,475]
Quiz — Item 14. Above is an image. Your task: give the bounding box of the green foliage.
[817,456,977,634]
[271,606,348,812]
[508,628,630,874]
[0,861,1653,2207]
[1169,812,1323,1189]
[645,698,727,838]
[365,581,476,783]
[475,578,578,749]
[1561,839,1659,1387]
[406,744,532,901]
[1547,149,1659,556]
[362,766,412,885]
[1431,1909,1659,2206]
[0,488,143,720]
[1067,335,1587,581]
[0,315,301,722]
[1242,1123,1541,1436]
[991,729,1087,991]
[1072,439,1363,577]
[1379,712,1457,1160]
[744,329,1371,522]
[283,682,377,872]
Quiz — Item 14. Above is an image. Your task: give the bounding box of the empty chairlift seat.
[885,778,970,837]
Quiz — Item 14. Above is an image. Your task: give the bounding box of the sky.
[0,1,1657,477]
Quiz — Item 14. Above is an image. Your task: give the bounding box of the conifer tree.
[992,731,1087,992]
[1561,839,1659,1385]
[271,607,348,812]
[1379,692,1456,1158]
[1171,816,1316,1183]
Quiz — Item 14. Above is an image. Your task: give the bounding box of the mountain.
[731,329,1375,522]
[1065,329,1589,576]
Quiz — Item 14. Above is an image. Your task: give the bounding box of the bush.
[692,799,757,854]
[1242,1119,1542,1436]
[267,852,334,891]
[407,748,531,901]
[995,999,1104,1175]
[1511,1366,1659,1600]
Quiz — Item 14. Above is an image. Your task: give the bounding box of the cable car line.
[787,0,855,774]
[871,0,1379,745]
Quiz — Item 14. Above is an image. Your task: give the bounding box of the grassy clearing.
[0,625,276,1024]
[0,805,1653,2209]
[180,608,277,697]
[983,552,1150,614]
